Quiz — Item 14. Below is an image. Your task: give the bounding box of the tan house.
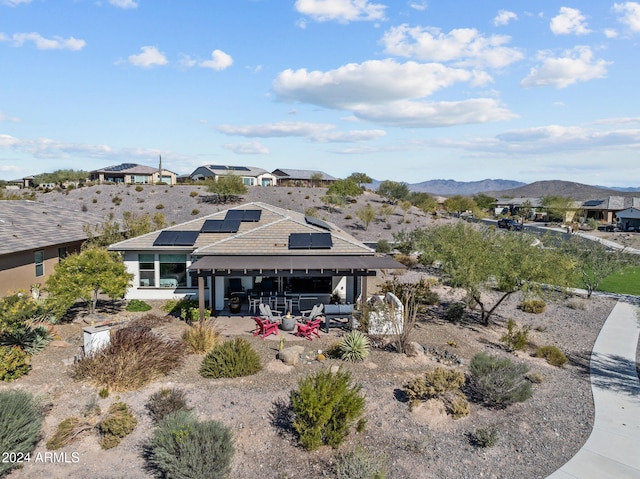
[581,196,640,224]
[0,201,105,297]
[89,163,177,185]
[189,164,277,187]
[272,168,337,187]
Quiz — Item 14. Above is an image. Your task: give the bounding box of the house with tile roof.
[89,163,176,185]
[580,196,640,224]
[108,202,403,314]
[272,168,337,187]
[189,165,277,187]
[615,207,640,231]
[0,201,106,296]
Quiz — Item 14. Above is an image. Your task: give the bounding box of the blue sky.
[1,0,639,187]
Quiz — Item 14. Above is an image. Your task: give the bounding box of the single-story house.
[615,207,640,231]
[189,165,277,187]
[108,202,404,315]
[271,168,337,187]
[581,196,640,224]
[0,201,106,297]
[89,163,176,185]
[7,176,34,189]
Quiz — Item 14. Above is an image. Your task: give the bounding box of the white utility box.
[83,325,112,356]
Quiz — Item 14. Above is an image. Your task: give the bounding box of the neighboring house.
[0,201,106,297]
[495,197,582,223]
[89,163,177,185]
[616,207,640,231]
[581,196,640,224]
[108,202,404,312]
[271,168,337,187]
[189,165,277,187]
[7,176,34,189]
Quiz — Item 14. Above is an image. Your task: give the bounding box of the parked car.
[597,223,621,232]
[497,218,523,231]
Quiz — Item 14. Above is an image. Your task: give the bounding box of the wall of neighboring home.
[0,242,82,297]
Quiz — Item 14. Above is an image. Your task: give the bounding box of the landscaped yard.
[598,266,640,296]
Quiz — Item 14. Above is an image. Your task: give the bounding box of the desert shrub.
[98,402,137,449]
[500,319,530,352]
[0,290,50,335]
[92,197,98,203]
[393,253,417,268]
[81,204,88,212]
[146,388,191,424]
[182,321,220,354]
[535,345,568,367]
[0,390,43,476]
[376,239,392,254]
[291,369,366,450]
[339,331,370,362]
[404,367,469,418]
[189,190,199,197]
[445,303,465,322]
[46,417,92,450]
[155,203,165,209]
[335,446,388,479]
[111,195,122,205]
[0,345,30,381]
[305,207,318,217]
[380,277,439,307]
[162,298,210,323]
[191,208,200,215]
[520,299,546,314]
[125,299,152,312]
[200,338,262,379]
[471,425,499,448]
[147,410,234,479]
[99,388,109,399]
[0,325,52,355]
[566,297,587,310]
[72,325,186,391]
[468,352,532,409]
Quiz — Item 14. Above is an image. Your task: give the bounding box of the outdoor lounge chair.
[253,316,278,339]
[259,303,282,322]
[304,317,323,335]
[300,303,323,321]
[296,322,320,340]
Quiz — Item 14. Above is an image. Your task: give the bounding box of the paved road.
[547,297,640,479]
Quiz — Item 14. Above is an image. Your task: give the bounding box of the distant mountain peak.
[408,179,526,196]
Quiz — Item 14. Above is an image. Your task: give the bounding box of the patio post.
[198,274,205,322]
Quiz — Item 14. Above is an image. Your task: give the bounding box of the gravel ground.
[3,286,617,479]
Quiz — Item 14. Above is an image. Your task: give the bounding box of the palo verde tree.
[206,174,247,203]
[355,204,376,230]
[45,247,133,317]
[443,195,478,217]
[376,180,409,204]
[415,222,574,325]
[408,191,437,213]
[541,195,574,222]
[347,172,373,189]
[560,235,636,298]
[326,178,364,200]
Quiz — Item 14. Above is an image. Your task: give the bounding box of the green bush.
[339,331,370,362]
[375,239,392,254]
[471,425,499,448]
[146,388,191,424]
[444,303,465,322]
[291,369,366,450]
[535,345,568,367]
[0,390,43,476]
[191,208,200,215]
[46,417,92,450]
[0,291,49,335]
[162,298,210,323]
[468,352,532,409]
[0,345,30,381]
[404,367,469,418]
[520,299,546,314]
[189,190,199,197]
[0,325,52,355]
[200,338,262,379]
[147,410,234,479]
[500,319,530,352]
[155,203,165,209]
[135,185,144,192]
[98,402,137,449]
[125,299,152,312]
[335,446,388,479]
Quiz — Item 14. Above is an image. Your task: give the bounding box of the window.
[139,254,155,287]
[131,175,150,184]
[242,177,255,186]
[58,247,68,259]
[34,250,44,277]
[159,254,187,288]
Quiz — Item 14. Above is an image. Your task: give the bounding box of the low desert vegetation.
[182,321,220,354]
[200,338,262,379]
[338,330,370,362]
[535,345,568,367]
[467,352,533,409]
[404,367,470,418]
[500,319,531,352]
[146,388,191,424]
[335,446,389,479]
[46,417,93,450]
[98,402,137,449]
[125,299,152,312]
[520,299,546,314]
[471,425,499,448]
[72,325,185,391]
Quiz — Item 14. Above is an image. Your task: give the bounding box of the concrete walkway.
[548,298,640,479]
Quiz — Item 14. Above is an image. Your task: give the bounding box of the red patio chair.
[296,322,320,340]
[253,316,278,339]
[304,317,323,335]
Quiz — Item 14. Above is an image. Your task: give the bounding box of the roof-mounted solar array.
[200,219,241,233]
[305,215,332,231]
[583,200,604,207]
[104,163,137,172]
[288,233,333,249]
[153,230,200,246]
[208,165,251,172]
[225,209,262,222]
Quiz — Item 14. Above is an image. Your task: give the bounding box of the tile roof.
[0,201,105,255]
[272,169,337,181]
[201,165,271,177]
[108,202,373,256]
[91,163,176,175]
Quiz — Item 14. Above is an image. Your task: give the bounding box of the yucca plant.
[0,325,52,355]
[339,331,370,362]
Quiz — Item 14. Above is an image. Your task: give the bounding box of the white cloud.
[494,10,517,26]
[3,32,86,50]
[0,164,20,173]
[1,0,31,5]
[550,7,591,35]
[223,141,270,154]
[127,46,168,68]
[521,46,609,88]
[614,2,640,32]
[109,0,138,9]
[408,1,427,11]
[199,49,233,71]
[217,121,386,142]
[0,112,20,122]
[604,28,619,38]
[294,0,387,23]
[381,25,523,68]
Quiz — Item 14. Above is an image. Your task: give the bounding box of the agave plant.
[339,331,370,362]
[0,325,52,355]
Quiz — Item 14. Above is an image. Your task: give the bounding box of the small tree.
[310,172,323,187]
[321,193,345,213]
[346,172,372,189]
[206,174,247,202]
[376,180,409,203]
[355,204,376,230]
[378,204,395,223]
[45,248,133,317]
[327,178,363,199]
[443,195,476,217]
[408,192,437,213]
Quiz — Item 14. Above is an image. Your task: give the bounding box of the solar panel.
[311,233,333,249]
[242,209,262,222]
[104,163,137,172]
[228,166,250,171]
[153,230,199,246]
[583,200,604,207]
[305,215,332,231]
[288,233,311,249]
[225,210,244,221]
[219,219,241,233]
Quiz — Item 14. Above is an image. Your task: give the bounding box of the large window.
[242,177,255,186]
[139,254,155,287]
[159,254,187,288]
[34,250,44,277]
